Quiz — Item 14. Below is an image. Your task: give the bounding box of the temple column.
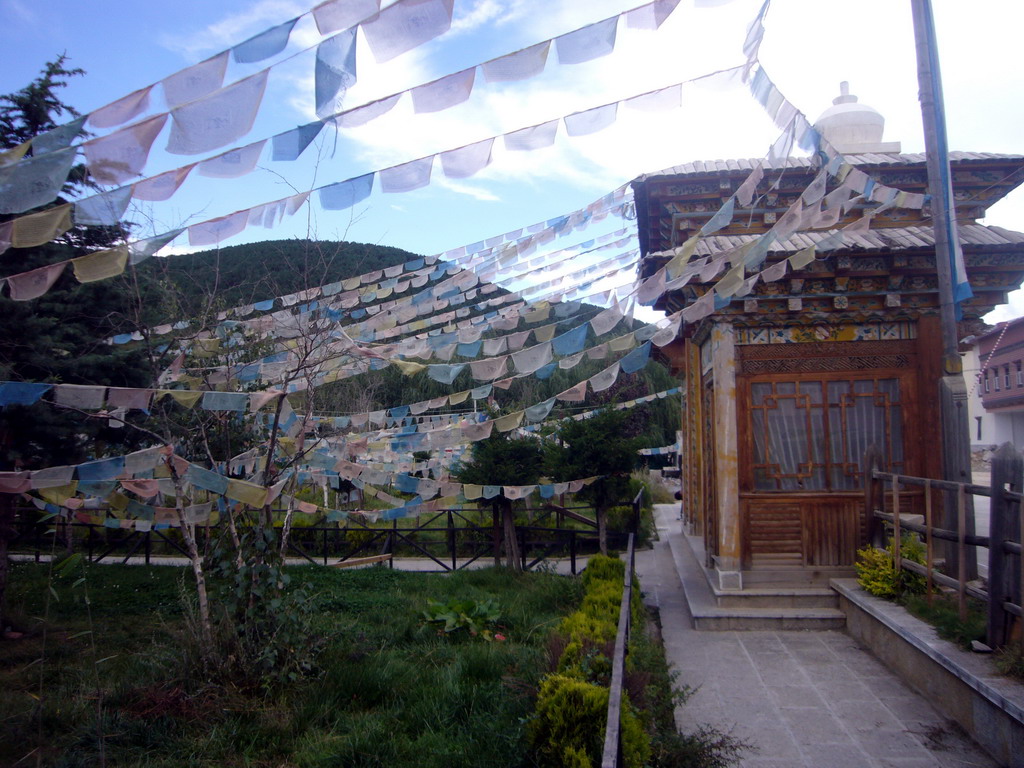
[711,321,742,590]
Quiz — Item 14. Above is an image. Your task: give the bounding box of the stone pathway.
[636,504,996,768]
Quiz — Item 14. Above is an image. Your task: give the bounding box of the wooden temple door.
[736,358,917,572]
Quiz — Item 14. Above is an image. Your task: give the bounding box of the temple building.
[633,84,1024,592]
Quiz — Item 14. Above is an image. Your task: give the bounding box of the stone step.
[691,606,847,631]
[665,528,847,631]
[712,588,839,610]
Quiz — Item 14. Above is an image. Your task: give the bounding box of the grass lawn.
[1,561,582,767]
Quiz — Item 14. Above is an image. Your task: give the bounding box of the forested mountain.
[154,239,421,318]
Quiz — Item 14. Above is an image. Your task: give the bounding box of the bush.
[529,674,649,768]
[855,534,926,598]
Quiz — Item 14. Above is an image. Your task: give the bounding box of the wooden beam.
[329,553,393,569]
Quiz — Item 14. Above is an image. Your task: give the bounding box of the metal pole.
[910,0,977,578]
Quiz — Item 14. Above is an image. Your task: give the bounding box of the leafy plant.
[855,534,926,598]
[422,596,503,640]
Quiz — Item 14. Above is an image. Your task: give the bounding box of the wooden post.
[957,485,967,622]
[864,446,884,548]
[988,442,1023,647]
[492,502,501,567]
[893,474,902,573]
[501,498,521,573]
[925,480,934,605]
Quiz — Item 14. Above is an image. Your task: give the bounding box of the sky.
[2,0,1023,320]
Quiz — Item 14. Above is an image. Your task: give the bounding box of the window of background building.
[1017,361,1022,387]
[1005,366,1011,389]
[986,371,991,393]
[995,369,1001,391]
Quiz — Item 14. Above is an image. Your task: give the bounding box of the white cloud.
[450,0,508,35]
[433,177,501,202]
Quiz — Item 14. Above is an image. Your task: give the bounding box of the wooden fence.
[602,531,635,768]
[864,442,1023,650]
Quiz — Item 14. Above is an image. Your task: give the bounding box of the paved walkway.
[637,503,996,768]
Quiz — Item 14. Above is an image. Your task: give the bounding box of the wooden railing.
[864,442,1023,650]
[601,532,635,768]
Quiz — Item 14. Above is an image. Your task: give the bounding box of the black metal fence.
[12,503,639,574]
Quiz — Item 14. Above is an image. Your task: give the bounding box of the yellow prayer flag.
[72,245,128,283]
[12,204,73,248]
[391,359,426,376]
[0,140,31,167]
[715,260,745,298]
[108,492,130,512]
[524,306,550,324]
[608,333,635,353]
[788,246,816,270]
[160,389,203,408]
[533,324,556,343]
[225,478,268,508]
[494,410,524,432]
[448,390,470,405]
[40,482,78,505]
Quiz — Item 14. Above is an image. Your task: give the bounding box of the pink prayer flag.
[89,86,154,129]
[106,388,153,411]
[556,381,587,402]
[6,261,66,301]
[84,114,167,185]
[121,479,159,498]
[132,165,194,201]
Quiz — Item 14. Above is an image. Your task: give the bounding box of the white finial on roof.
[814,82,901,155]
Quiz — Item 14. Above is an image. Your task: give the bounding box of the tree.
[544,408,641,554]
[453,429,544,572]
[0,57,159,632]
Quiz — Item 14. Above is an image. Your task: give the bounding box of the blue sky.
[2,0,1024,317]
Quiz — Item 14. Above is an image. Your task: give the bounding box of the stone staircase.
[667,529,847,631]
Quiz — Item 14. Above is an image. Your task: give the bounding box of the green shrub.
[581,554,625,587]
[855,534,926,598]
[529,674,649,768]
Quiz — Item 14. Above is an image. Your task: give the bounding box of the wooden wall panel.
[742,494,866,568]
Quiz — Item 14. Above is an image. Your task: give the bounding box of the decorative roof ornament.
[813,81,902,155]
